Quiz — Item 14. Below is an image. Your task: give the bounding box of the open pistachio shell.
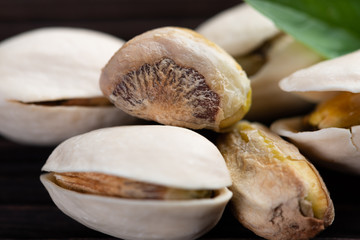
[0,27,137,145]
[100,27,251,132]
[279,50,360,102]
[248,35,322,120]
[196,3,279,57]
[217,121,334,240]
[196,4,323,120]
[271,117,360,174]
[273,50,360,174]
[41,125,232,240]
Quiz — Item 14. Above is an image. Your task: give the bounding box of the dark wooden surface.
[1,1,360,239]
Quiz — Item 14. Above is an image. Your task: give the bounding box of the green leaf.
[245,0,360,59]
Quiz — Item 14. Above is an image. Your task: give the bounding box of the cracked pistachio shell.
[41,125,232,240]
[100,27,251,132]
[272,51,360,173]
[0,27,137,145]
[271,117,360,174]
[217,121,334,240]
[196,4,323,120]
[272,50,360,174]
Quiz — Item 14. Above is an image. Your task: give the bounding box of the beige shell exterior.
[42,125,232,189]
[247,35,323,120]
[272,50,360,174]
[196,4,322,120]
[280,49,360,102]
[0,27,137,145]
[41,125,232,239]
[0,101,136,145]
[100,27,251,131]
[41,173,232,240]
[196,3,279,56]
[271,117,360,174]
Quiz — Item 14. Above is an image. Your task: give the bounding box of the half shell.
[272,50,360,174]
[0,27,137,145]
[41,125,232,240]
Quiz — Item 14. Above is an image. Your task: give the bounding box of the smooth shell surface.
[41,173,232,240]
[280,50,360,102]
[271,117,360,174]
[42,125,232,189]
[100,27,251,131]
[247,35,322,120]
[196,3,279,56]
[0,27,124,101]
[0,27,137,145]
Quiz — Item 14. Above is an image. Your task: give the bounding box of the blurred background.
[0,0,240,42]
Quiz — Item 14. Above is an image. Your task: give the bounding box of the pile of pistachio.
[3,3,360,240]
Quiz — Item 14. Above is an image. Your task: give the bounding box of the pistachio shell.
[42,125,232,189]
[0,101,135,145]
[0,27,137,145]
[196,3,280,56]
[271,117,360,174]
[196,4,323,120]
[40,173,232,240]
[279,50,360,102]
[41,125,232,239]
[247,35,322,120]
[273,50,360,174]
[100,27,251,132]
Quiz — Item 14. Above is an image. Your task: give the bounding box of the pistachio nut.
[41,125,232,240]
[196,3,323,120]
[100,27,251,132]
[271,50,360,174]
[217,121,334,240]
[0,27,138,145]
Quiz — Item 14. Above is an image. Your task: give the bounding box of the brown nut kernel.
[53,172,213,200]
[100,27,251,132]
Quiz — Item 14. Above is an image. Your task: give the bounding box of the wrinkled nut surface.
[272,50,360,174]
[306,92,360,129]
[41,125,232,240]
[100,27,251,132]
[0,27,138,145]
[196,3,323,120]
[217,121,334,240]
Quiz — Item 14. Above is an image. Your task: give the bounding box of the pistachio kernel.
[306,92,360,129]
[54,172,213,200]
[110,57,220,126]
